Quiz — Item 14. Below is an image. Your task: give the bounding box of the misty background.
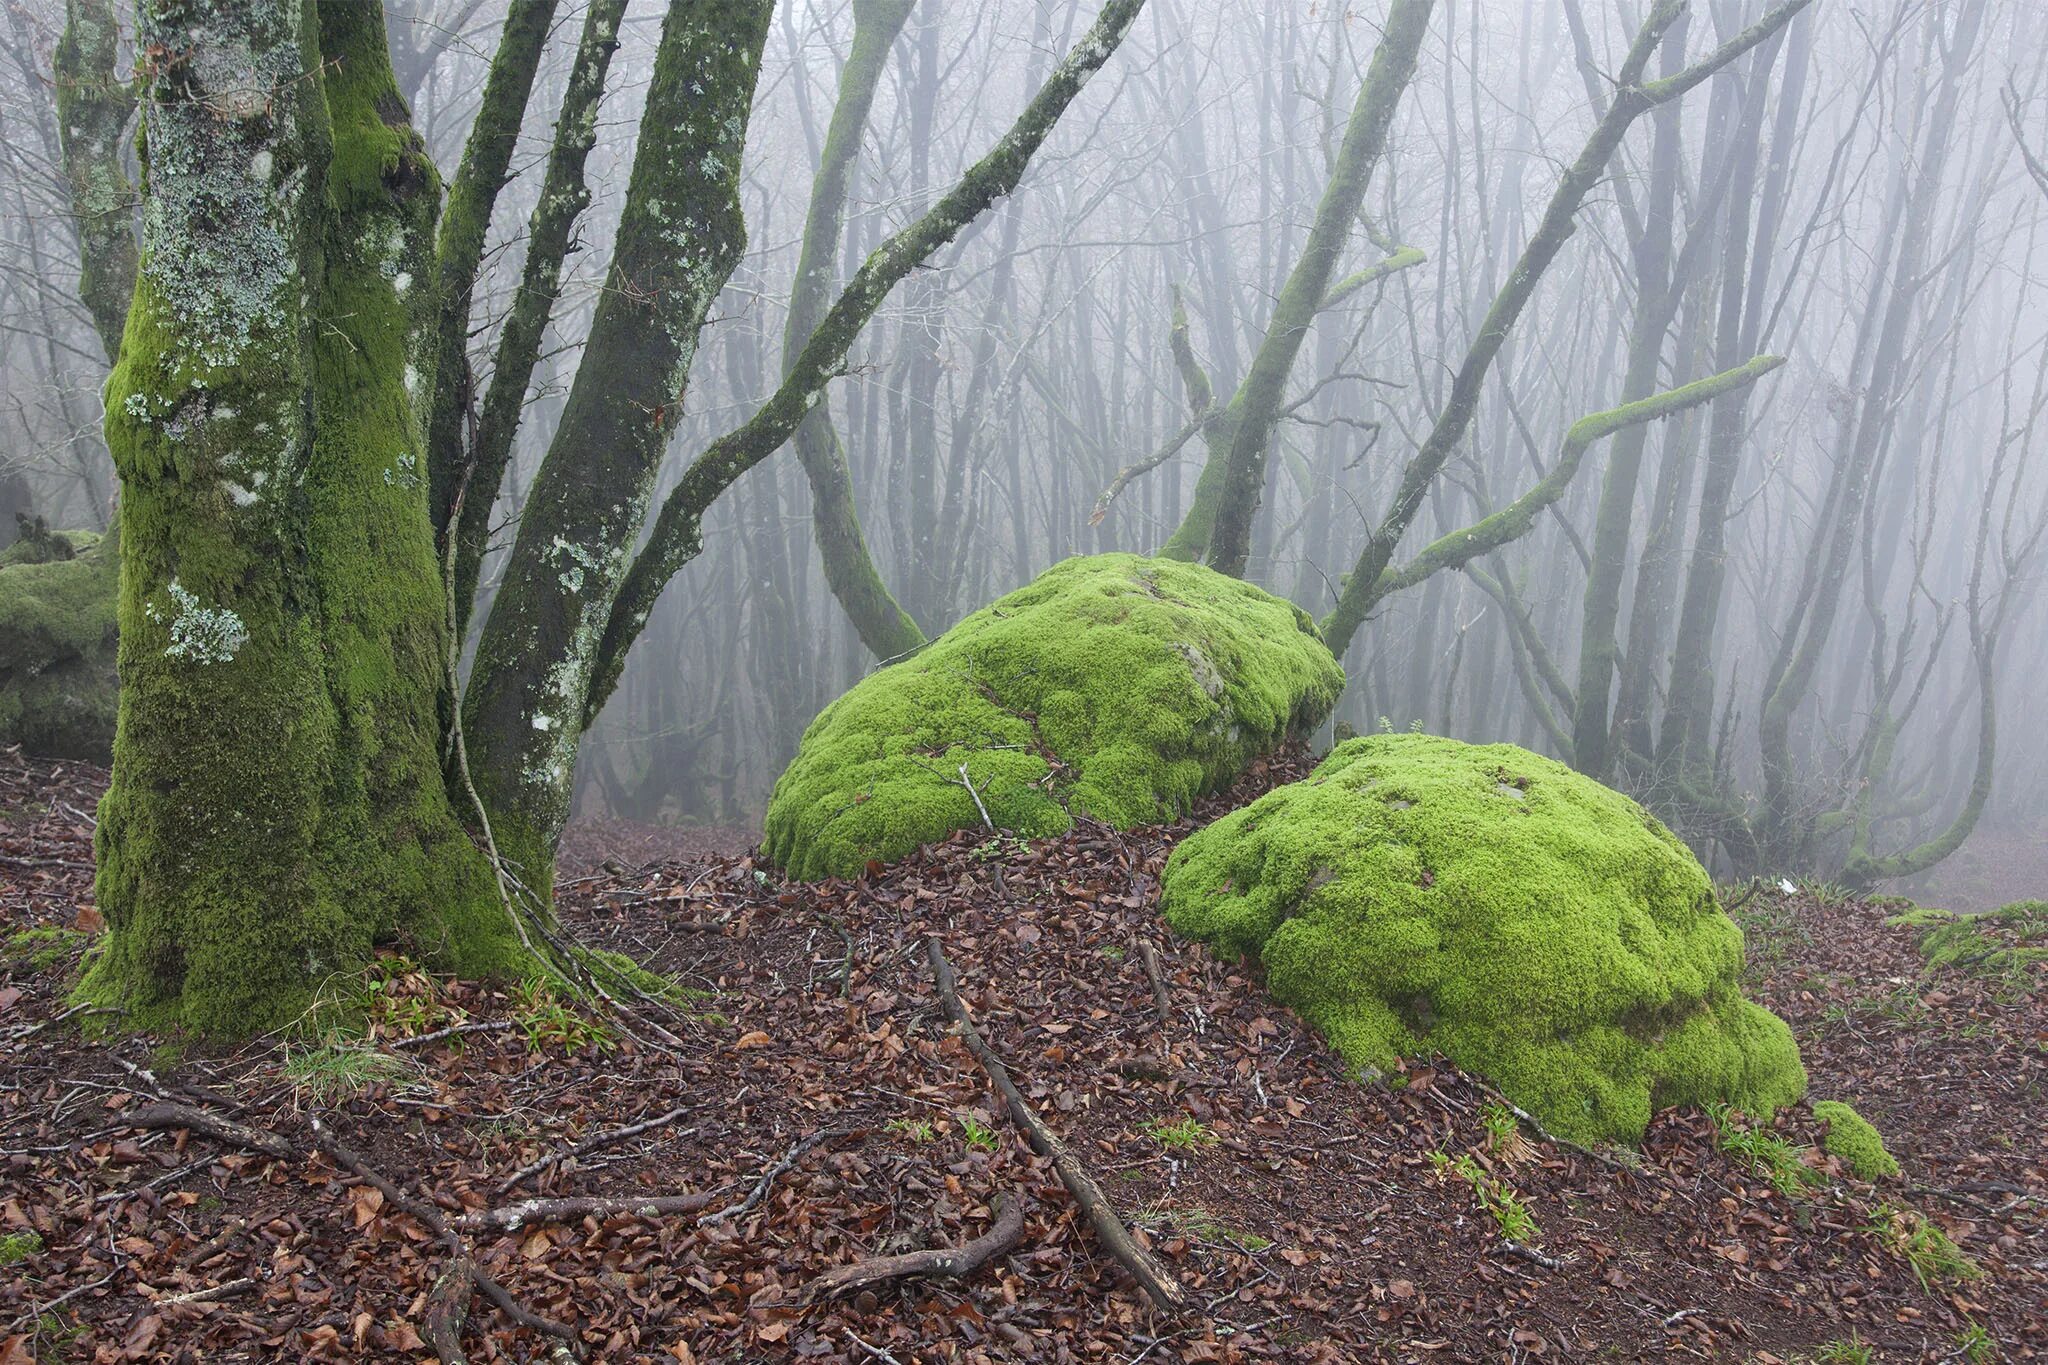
[4,0,2045,902]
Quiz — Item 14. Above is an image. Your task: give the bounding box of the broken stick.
[797,1193,1026,1304]
[924,937,1188,1312]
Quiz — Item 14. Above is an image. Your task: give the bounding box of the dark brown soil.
[2,747,2041,1363]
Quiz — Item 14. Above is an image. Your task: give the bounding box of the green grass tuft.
[282,1040,415,1103]
[1141,1116,1217,1150]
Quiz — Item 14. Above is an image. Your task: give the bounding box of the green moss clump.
[1160,733,1806,1145]
[1812,1099,1900,1180]
[0,527,118,761]
[4,926,91,976]
[763,554,1344,880]
[1889,900,2047,980]
[0,1230,44,1266]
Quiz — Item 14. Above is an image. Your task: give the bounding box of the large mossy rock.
[0,525,119,762]
[765,554,1344,880]
[1161,733,1805,1144]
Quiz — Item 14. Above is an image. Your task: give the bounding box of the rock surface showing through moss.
[0,527,119,762]
[763,554,1344,880]
[1161,733,1806,1145]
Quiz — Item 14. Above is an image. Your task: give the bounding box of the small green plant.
[305,952,461,1040]
[1099,945,1125,962]
[512,978,617,1055]
[1430,1149,1538,1243]
[1865,1204,1983,1290]
[1955,1320,1997,1364]
[1480,1102,1533,1161]
[1807,1336,1873,1365]
[884,1117,938,1143]
[1708,1102,1823,1198]
[282,1039,414,1103]
[970,835,1031,862]
[0,1230,44,1266]
[960,1116,1000,1153]
[1141,1116,1216,1150]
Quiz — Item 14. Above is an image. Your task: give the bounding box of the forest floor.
[1,747,2043,1364]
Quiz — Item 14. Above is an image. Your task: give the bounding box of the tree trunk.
[82,0,510,1035]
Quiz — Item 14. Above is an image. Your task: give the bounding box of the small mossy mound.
[1888,900,2047,981]
[1160,733,1805,1145]
[0,525,118,762]
[764,554,1344,880]
[1812,1099,1899,1180]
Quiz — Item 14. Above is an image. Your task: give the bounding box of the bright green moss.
[0,527,119,760]
[764,554,1344,880]
[1812,1099,1899,1180]
[1889,900,2047,980]
[1161,733,1806,1145]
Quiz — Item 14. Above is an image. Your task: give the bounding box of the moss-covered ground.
[1160,732,1806,1144]
[763,553,1344,880]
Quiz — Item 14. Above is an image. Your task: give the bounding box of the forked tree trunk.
[82,0,509,1034]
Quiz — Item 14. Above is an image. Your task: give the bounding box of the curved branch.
[1320,0,1812,658]
[585,0,1150,720]
[1366,356,1784,609]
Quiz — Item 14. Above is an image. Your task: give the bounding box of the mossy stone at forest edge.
[1161,733,1806,1145]
[1812,1099,1899,1180]
[763,553,1345,880]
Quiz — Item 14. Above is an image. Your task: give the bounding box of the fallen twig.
[1138,942,1174,1029]
[125,1103,294,1160]
[495,1102,694,1195]
[845,1329,907,1364]
[958,762,996,831]
[388,1019,516,1050]
[309,1117,581,1358]
[1497,1239,1566,1270]
[179,1216,247,1268]
[155,1276,259,1307]
[798,1192,1026,1304]
[1465,1078,1633,1173]
[454,1190,719,1232]
[702,1130,830,1226]
[925,936,1188,1312]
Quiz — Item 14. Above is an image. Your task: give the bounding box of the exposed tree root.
[797,1192,1027,1304]
[924,936,1189,1312]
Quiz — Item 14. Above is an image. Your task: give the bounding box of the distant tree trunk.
[787,0,925,661]
[52,0,135,361]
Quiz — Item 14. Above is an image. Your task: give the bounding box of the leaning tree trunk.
[81,0,509,1035]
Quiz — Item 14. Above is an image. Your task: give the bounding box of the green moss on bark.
[764,553,1344,880]
[0,526,118,760]
[1812,1099,1899,1180]
[79,0,520,1039]
[1161,733,1806,1145]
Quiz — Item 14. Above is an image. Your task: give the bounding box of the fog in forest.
[4,0,2046,902]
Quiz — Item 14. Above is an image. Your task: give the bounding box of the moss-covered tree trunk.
[82,0,511,1035]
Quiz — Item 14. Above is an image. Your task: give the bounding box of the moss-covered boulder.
[0,525,118,762]
[764,554,1344,880]
[1161,733,1805,1145]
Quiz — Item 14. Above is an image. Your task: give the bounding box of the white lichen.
[145,580,249,664]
